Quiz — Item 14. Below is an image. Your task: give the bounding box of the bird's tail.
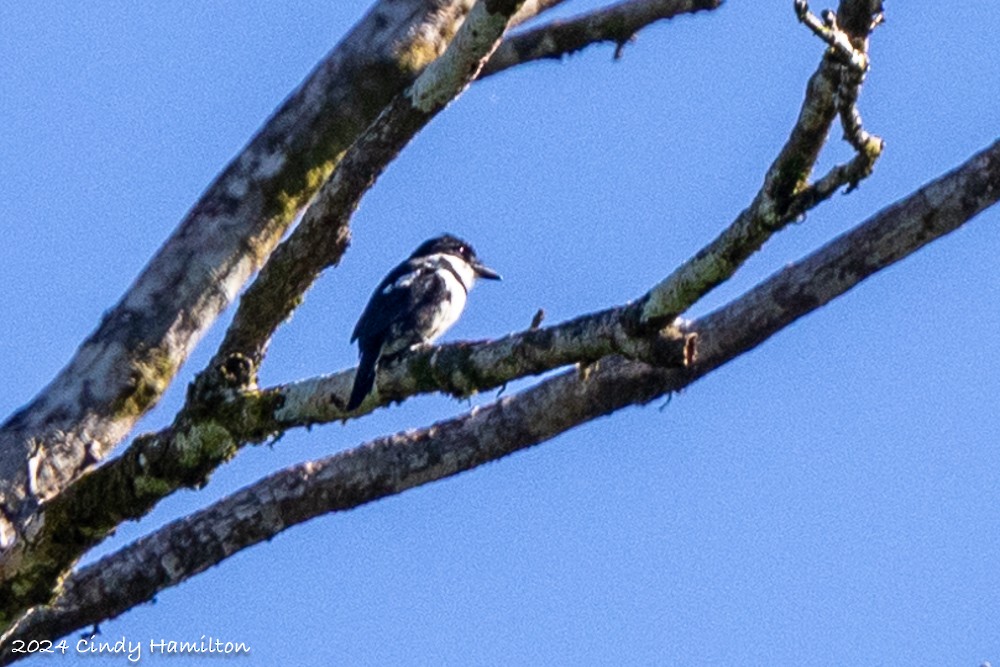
[346,348,379,411]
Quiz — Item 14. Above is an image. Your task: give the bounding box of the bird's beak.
[473,262,502,281]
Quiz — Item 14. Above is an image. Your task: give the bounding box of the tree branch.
[796,0,883,184]
[7,137,998,656]
[637,0,883,326]
[510,0,571,26]
[0,290,696,632]
[481,0,724,78]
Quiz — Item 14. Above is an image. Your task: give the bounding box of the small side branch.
[794,0,870,73]
[796,0,884,184]
[482,0,723,78]
[786,143,879,218]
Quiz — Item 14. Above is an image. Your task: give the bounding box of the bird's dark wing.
[351,260,417,344]
[347,257,456,409]
[350,259,448,350]
[387,268,452,354]
[347,260,423,411]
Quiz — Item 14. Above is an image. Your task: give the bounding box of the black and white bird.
[346,234,501,411]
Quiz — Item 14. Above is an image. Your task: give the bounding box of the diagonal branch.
[0,293,695,634]
[7,137,999,657]
[511,0,571,25]
[481,0,724,78]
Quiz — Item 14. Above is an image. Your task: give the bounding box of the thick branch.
[8,137,998,655]
[481,0,723,78]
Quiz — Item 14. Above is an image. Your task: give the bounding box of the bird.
[346,234,501,411]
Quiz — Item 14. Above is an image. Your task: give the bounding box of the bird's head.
[411,234,502,281]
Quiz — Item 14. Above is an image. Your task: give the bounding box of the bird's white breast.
[425,255,470,342]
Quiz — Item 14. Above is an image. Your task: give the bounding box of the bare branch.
[0,295,695,632]
[795,0,870,73]
[637,0,883,326]
[8,137,999,655]
[481,0,724,78]
[785,146,879,219]
[796,0,883,181]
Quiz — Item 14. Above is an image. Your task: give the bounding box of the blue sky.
[2,1,1000,665]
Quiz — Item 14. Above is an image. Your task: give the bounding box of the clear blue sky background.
[3,2,1000,665]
